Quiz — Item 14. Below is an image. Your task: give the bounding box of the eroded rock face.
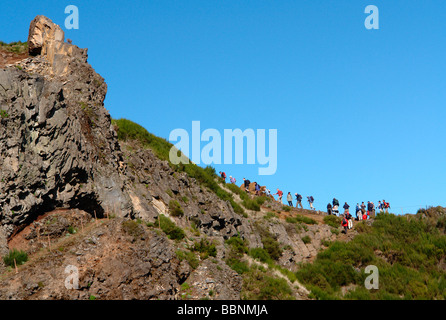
[0,16,134,253]
[28,15,65,56]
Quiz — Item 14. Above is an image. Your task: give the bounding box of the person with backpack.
[383,200,390,213]
[361,202,366,216]
[367,201,373,217]
[243,178,250,192]
[345,210,353,229]
[341,216,349,234]
[264,188,271,197]
[230,176,236,184]
[327,203,333,215]
[219,171,226,182]
[357,204,363,221]
[295,193,303,209]
[332,198,340,216]
[308,196,315,210]
[287,192,293,206]
[255,182,261,196]
[377,201,383,213]
[343,202,350,215]
[274,189,283,203]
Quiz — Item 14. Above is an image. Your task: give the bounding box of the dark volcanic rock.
[0,16,133,253]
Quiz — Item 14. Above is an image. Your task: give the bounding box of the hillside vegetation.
[296,209,446,300]
[112,118,446,300]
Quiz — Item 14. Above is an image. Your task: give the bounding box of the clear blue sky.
[1,1,445,214]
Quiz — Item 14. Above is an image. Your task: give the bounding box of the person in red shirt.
[274,189,283,203]
[341,216,349,234]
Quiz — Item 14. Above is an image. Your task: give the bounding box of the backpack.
[342,218,348,226]
[333,199,339,206]
[222,172,226,178]
[297,194,302,201]
[310,196,314,202]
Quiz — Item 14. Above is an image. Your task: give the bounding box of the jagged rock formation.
[0,16,133,253]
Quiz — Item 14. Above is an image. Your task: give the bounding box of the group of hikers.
[218,172,391,234]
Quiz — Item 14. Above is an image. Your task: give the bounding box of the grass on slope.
[0,41,28,54]
[296,211,446,300]
[111,118,246,216]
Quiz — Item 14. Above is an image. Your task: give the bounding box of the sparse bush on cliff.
[169,200,184,217]
[3,249,28,267]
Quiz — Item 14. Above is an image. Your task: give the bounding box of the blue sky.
[1,1,445,213]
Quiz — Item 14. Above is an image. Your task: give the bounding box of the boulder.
[28,15,65,56]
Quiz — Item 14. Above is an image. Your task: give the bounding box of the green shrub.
[282,206,291,212]
[264,212,277,220]
[176,250,199,269]
[67,226,77,234]
[242,270,294,300]
[225,236,250,274]
[249,247,272,264]
[254,223,283,261]
[3,249,28,267]
[0,110,9,119]
[169,200,184,217]
[301,235,311,244]
[157,215,185,240]
[122,220,144,239]
[191,238,217,259]
[226,236,249,255]
[324,215,342,228]
[286,215,317,225]
[227,258,250,275]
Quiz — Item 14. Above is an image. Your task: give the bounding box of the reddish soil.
[0,48,28,68]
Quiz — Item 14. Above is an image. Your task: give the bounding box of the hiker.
[343,202,350,215]
[274,189,283,203]
[230,176,236,184]
[287,192,293,206]
[264,188,271,197]
[307,196,315,210]
[345,210,353,229]
[363,211,368,220]
[255,182,261,196]
[332,198,340,216]
[243,178,250,192]
[341,216,349,234]
[295,193,303,209]
[361,202,366,217]
[356,204,363,221]
[377,201,383,213]
[367,201,373,218]
[327,203,333,215]
[219,171,226,182]
[370,201,375,218]
[383,200,390,213]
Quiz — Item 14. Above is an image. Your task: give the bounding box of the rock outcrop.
[0,16,133,253]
